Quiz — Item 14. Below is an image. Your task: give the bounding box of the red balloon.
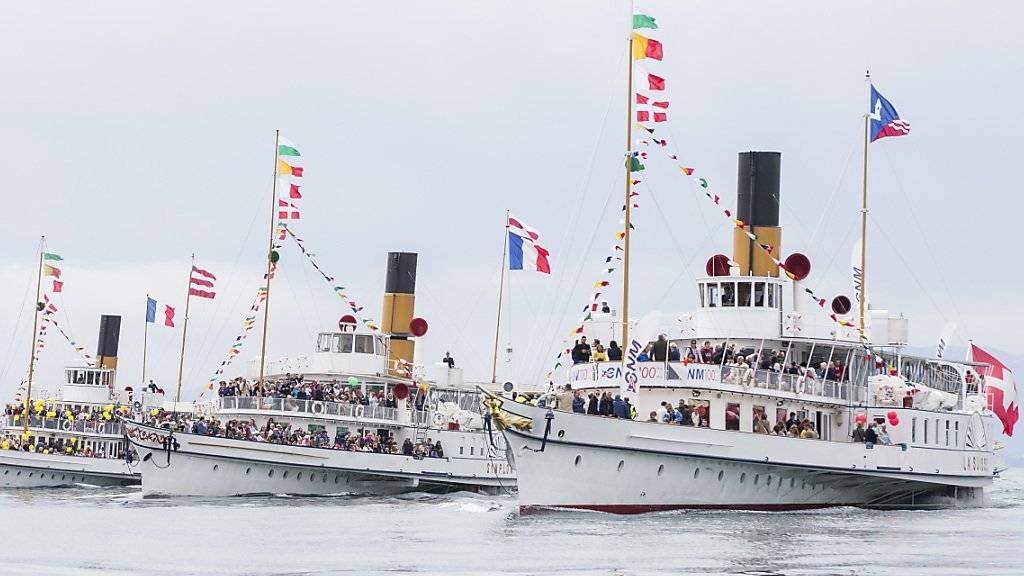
[393,383,409,401]
[890,417,900,426]
[886,410,898,420]
[855,413,867,424]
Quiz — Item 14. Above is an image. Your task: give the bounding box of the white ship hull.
[0,450,139,488]
[124,421,515,497]
[495,400,992,513]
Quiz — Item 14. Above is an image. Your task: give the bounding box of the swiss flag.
[970,343,1018,436]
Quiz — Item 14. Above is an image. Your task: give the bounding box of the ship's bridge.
[680,276,785,340]
[62,366,116,405]
[249,331,391,379]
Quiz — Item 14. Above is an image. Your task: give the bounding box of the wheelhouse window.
[374,337,385,356]
[924,418,929,444]
[912,417,917,442]
[707,283,719,307]
[737,282,752,307]
[354,335,374,354]
[339,334,354,353]
[698,284,706,308]
[955,421,960,447]
[722,283,736,307]
[754,282,765,307]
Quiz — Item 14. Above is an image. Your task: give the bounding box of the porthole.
[61,474,66,480]
[213,464,219,471]
[740,473,746,484]
[268,469,275,478]
[693,468,700,479]
[334,475,340,484]
[717,470,724,481]
[321,474,327,483]
[51,473,56,479]
[558,429,565,438]
[766,475,772,486]
[28,472,34,478]
[245,467,252,475]
[657,464,665,476]
[617,460,625,472]
[296,472,303,481]
[802,481,807,490]
[574,455,582,467]
[311,475,316,483]
[754,474,760,485]
[2,470,7,475]
[282,471,289,479]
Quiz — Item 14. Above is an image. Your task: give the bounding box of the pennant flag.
[631,33,663,61]
[594,280,610,288]
[146,297,175,327]
[278,159,304,177]
[288,183,302,199]
[681,167,694,176]
[628,155,645,172]
[52,280,63,293]
[635,93,649,105]
[277,136,301,157]
[869,85,911,142]
[43,253,63,261]
[648,74,665,91]
[969,343,1018,436]
[44,265,61,278]
[632,14,657,29]
[189,265,217,299]
[636,111,650,122]
[508,214,551,274]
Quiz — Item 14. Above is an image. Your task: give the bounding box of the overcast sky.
[2,1,1022,417]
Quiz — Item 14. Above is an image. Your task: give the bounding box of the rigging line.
[410,271,493,379]
[807,141,858,247]
[879,146,971,340]
[181,200,262,388]
[867,212,951,327]
[0,258,37,387]
[808,214,860,289]
[519,46,626,371]
[530,178,620,383]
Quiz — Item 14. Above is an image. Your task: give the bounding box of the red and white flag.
[969,343,1018,436]
[189,265,217,299]
[278,199,301,220]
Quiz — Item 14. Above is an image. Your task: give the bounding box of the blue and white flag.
[870,85,911,142]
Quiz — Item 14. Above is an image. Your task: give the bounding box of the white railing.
[217,396,433,425]
[4,415,123,436]
[719,365,868,403]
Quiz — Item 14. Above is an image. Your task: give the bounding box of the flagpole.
[174,254,195,411]
[257,129,281,397]
[858,70,870,341]
[142,294,149,387]
[491,210,509,383]
[621,31,634,354]
[23,236,45,434]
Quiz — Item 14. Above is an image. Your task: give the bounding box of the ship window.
[766,475,772,486]
[754,282,765,307]
[282,471,289,479]
[707,283,719,308]
[722,283,736,307]
[693,468,700,479]
[737,282,752,307]
[355,335,373,354]
[698,284,706,307]
[718,470,724,481]
[212,464,219,472]
[924,419,929,444]
[955,421,959,447]
[297,472,303,481]
[739,473,746,484]
[725,403,740,431]
[617,460,625,472]
[574,455,582,467]
[657,464,664,476]
[374,337,384,356]
[945,421,950,446]
[470,446,474,455]
[338,334,353,353]
[245,467,251,475]
[935,420,940,445]
[268,469,275,478]
[754,474,760,485]
[790,478,795,489]
[767,284,775,308]
[911,418,917,443]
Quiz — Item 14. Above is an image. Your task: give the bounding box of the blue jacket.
[613,396,627,419]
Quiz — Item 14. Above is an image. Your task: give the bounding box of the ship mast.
[174,253,196,409]
[23,236,45,434]
[858,71,870,340]
[490,209,509,383]
[257,129,281,397]
[621,32,634,351]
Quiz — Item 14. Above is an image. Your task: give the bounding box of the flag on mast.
[968,343,1018,436]
[189,265,217,299]
[146,297,176,327]
[508,215,551,274]
[869,85,911,141]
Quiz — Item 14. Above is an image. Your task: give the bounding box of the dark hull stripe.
[521,502,851,515]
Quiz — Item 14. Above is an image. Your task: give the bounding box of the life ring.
[132,401,142,411]
[61,419,73,431]
[431,412,445,427]
[311,401,325,415]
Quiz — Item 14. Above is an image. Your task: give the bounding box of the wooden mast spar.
[22,237,45,434]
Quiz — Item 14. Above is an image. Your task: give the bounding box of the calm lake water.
[0,469,1021,576]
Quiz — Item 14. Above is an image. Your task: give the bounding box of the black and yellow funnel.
[732,151,782,277]
[95,314,121,369]
[382,252,417,377]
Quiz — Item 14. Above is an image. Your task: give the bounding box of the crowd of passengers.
[513,386,823,439]
[215,375,422,409]
[145,411,445,459]
[570,336,848,381]
[4,402,127,424]
[0,433,113,456]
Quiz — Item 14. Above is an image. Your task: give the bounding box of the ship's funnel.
[381,252,417,377]
[95,314,121,369]
[733,151,782,277]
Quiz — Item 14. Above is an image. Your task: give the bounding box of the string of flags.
[282,227,381,333]
[44,315,95,367]
[32,252,94,367]
[205,286,268,390]
[277,136,304,220]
